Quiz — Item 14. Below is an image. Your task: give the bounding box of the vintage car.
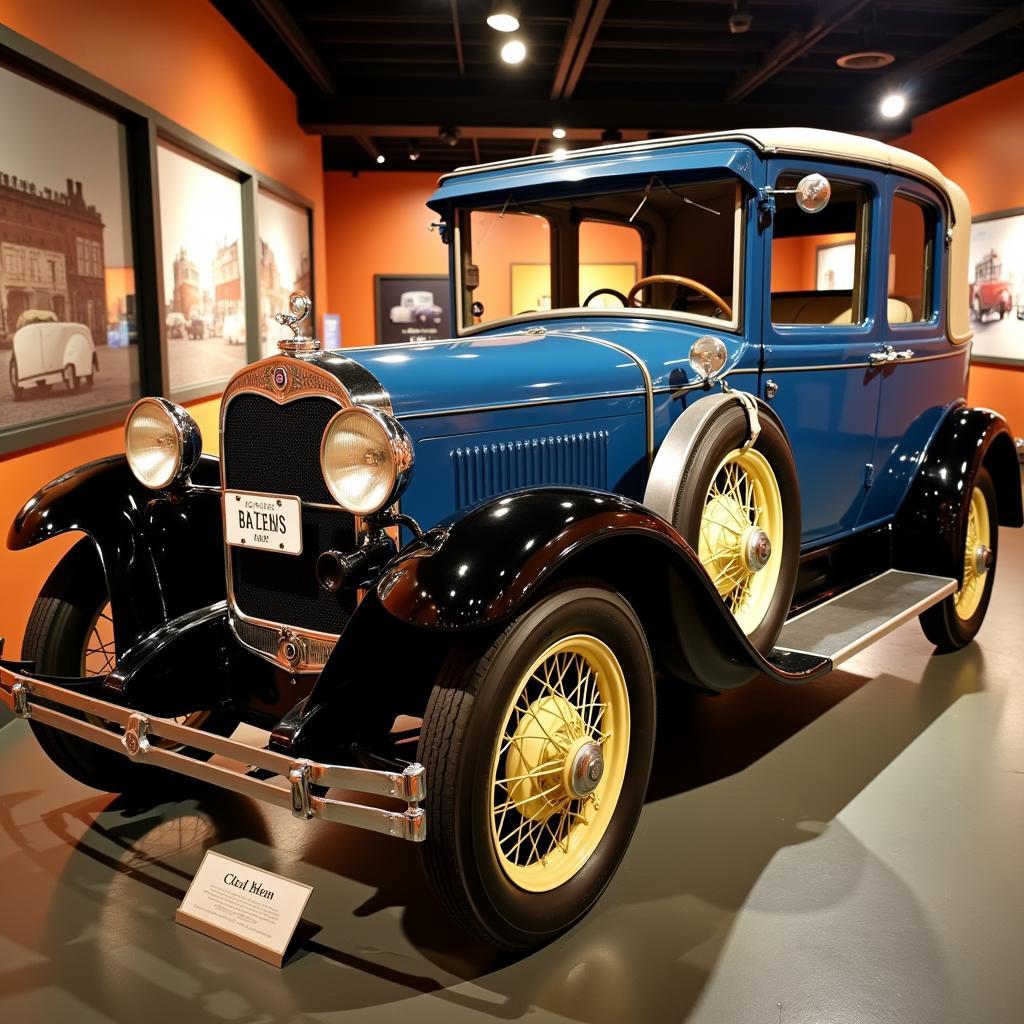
[165,311,188,339]
[389,289,444,325]
[2,129,1021,952]
[9,310,97,399]
[223,311,246,345]
[187,313,205,340]
[970,249,1013,321]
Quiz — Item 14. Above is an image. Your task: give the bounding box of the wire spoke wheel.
[954,485,991,621]
[488,634,629,893]
[81,602,210,743]
[697,446,784,635]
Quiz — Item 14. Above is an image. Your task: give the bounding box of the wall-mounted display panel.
[969,208,1024,366]
[0,63,137,438]
[257,189,312,357]
[375,274,451,344]
[157,142,248,393]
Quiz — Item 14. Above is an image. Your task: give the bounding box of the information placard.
[176,850,313,967]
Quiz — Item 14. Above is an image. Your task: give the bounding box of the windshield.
[455,175,742,332]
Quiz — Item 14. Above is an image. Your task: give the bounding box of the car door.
[762,159,884,545]
[858,177,971,526]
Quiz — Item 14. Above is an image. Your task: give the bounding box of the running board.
[774,569,957,668]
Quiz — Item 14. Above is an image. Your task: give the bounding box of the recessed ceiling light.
[880,92,906,118]
[500,38,527,64]
[487,10,520,33]
[551,127,566,139]
[837,50,895,70]
[375,153,386,164]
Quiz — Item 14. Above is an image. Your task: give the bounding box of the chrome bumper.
[0,662,425,842]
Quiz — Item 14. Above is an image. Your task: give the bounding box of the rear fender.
[7,454,225,657]
[894,402,1023,583]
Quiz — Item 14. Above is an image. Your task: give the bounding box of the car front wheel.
[417,581,655,949]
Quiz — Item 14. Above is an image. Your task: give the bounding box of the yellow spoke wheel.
[488,634,630,893]
[954,485,991,621]
[697,447,784,635]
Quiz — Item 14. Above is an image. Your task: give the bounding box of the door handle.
[893,348,915,360]
[868,345,915,365]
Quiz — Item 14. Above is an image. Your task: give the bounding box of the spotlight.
[408,142,421,162]
[880,92,906,118]
[500,38,527,64]
[487,4,519,32]
[375,153,386,164]
[552,127,566,139]
[439,126,460,147]
[729,0,752,34]
[552,146,567,161]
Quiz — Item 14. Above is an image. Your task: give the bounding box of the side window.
[578,220,643,308]
[889,193,937,324]
[770,176,870,326]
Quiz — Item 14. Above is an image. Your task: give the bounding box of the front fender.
[894,402,1023,584]
[8,454,225,655]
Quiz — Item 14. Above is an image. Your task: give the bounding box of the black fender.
[272,487,832,759]
[894,402,1022,583]
[7,454,226,657]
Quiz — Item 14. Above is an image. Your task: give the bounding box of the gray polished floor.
[1,528,1023,1024]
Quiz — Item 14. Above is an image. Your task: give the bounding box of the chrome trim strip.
[0,663,426,841]
[763,347,968,374]
[396,388,647,422]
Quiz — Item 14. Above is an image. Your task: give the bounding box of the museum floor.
[1,513,1022,1024]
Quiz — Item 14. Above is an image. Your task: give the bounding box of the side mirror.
[795,173,831,214]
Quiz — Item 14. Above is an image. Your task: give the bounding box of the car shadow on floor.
[5,640,986,1023]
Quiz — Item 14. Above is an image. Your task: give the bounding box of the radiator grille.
[451,431,609,508]
[223,392,356,637]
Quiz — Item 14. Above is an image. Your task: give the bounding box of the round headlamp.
[320,406,414,516]
[124,397,202,490]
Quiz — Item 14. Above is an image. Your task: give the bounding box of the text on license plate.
[225,491,303,555]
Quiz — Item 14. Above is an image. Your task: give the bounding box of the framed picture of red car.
[374,274,451,344]
[968,207,1024,366]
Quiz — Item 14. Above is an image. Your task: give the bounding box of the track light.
[375,153,386,164]
[552,127,566,139]
[439,126,460,147]
[487,4,519,32]
[880,92,906,118]
[500,38,527,64]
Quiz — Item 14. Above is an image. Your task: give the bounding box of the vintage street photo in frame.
[815,241,856,291]
[157,142,248,393]
[968,208,1024,366]
[375,274,451,344]
[257,189,312,358]
[0,63,138,437]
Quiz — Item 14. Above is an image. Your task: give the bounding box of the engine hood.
[337,331,647,421]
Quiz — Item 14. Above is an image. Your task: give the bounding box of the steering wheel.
[583,287,629,308]
[627,274,733,320]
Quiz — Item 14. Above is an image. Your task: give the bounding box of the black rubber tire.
[23,539,236,794]
[62,363,80,392]
[919,467,999,652]
[417,581,656,950]
[671,403,801,653]
[9,357,23,401]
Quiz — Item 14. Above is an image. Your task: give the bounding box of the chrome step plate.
[776,569,957,667]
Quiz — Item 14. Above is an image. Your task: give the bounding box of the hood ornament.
[276,291,320,356]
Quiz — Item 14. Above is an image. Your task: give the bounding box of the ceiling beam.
[725,0,871,102]
[564,0,611,98]
[449,0,465,76]
[299,96,909,137]
[879,3,1024,87]
[551,0,612,100]
[247,0,335,95]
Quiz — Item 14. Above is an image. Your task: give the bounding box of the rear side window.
[770,176,871,326]
[889,193,937,324]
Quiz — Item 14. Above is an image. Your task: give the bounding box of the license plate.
[224,491,303,555]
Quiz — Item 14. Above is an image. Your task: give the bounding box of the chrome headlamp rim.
[124,397,203,490]
[319,405,415,516]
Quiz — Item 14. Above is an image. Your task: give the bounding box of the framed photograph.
[257,188,312,358]
[375,274,450,344]
[968,208,1024,366]
[0,62,139,443]
[815,241,856,291]
[157,140,248,394]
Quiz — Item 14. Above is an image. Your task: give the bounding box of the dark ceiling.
[212,0,1024,173]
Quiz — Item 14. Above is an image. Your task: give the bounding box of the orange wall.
[0,0,325,656]
[895,71,1024,434]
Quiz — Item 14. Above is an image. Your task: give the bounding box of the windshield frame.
[452,176,745,337]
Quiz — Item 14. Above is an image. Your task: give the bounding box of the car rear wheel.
[62,362,80,392]
[417,581,655,949]
[23,539,237,794]
[671,403,800,653]
[9,357,24,401]
[919,467,998,652]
